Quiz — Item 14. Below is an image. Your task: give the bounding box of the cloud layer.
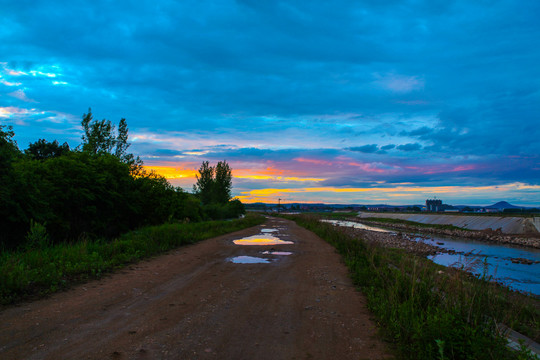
[1,0,539,205]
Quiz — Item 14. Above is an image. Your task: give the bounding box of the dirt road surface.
[0,217,392,360]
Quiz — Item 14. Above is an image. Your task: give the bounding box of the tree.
[25,139,70,160]
[0,124,19,172]
[80,108,142,173]
[214,160,232,204]
[193,161,215,205]
[193,160,233,205]
[81,109,116,155]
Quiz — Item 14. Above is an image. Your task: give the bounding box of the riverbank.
[358,217,540,249]
[284,214,540,359]
[358,212,540,235]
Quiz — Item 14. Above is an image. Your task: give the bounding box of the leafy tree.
[0,124,19,171]
[193,161,215,205]
[80,108,143,173]
[25,139,70,160]
[214,160,232,204]
[193,160,233,205]
[81,109,116,155]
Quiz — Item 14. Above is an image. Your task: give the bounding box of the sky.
[1,0,539,206]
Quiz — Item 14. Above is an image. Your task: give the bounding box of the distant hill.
[485,201,522,209]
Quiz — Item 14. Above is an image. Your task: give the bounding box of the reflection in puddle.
[229,256,271,264]
[262,251,292,256]
[321,219,393,233]
[261,228,278,233]
[233,234,294,246]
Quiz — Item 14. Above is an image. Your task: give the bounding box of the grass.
[0,213,264,305]
[283,214,539,360]
[360,217,470,231]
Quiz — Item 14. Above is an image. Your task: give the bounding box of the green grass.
[283,214,539,360]
[361,216,469,231]
[0,213,264,305]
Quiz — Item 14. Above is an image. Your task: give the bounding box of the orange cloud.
[236,183,540,203]
[143,165,198,179]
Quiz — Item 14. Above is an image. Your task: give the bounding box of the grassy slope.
[0,213,264,305]
[285,214,539,360]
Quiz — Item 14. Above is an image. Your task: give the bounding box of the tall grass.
[0,213,264,305]
[285,214,539,360]
[361,216,469,231]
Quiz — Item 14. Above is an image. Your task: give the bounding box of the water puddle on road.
[261,228,278,233]
[262,251,292,256]
[229,256,272,264]
[233,234,293,246]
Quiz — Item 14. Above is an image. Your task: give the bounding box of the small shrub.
[24,220,50,250]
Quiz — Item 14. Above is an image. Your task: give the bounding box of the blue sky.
[1,0,539,205]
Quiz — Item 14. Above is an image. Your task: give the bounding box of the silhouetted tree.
[214,160,232,204]
[25,139,70,160]
[193,161,215,205]
[80,108,142,173]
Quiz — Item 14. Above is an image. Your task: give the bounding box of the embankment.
[357,212,540,234]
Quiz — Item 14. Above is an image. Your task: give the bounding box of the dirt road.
[0,217,392,360]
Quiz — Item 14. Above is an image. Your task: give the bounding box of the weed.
[0,213,264,305]
[283,214,539,360]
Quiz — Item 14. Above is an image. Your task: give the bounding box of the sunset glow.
[2,1,539,206]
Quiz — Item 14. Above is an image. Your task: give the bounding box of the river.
[322,219,540,296]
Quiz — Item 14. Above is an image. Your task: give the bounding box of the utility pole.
[278,198,281,213]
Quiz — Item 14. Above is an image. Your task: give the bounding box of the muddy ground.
[0,217,392,360]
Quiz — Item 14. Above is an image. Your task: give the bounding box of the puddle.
[262,251,293,256]
[233,234,294,246]
[261,228,278,233]
[229,256,271,264]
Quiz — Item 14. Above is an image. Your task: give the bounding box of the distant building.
[426,199,443,212]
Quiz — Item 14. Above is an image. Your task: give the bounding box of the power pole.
[278,198,281,213]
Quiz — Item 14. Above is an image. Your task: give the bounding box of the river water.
[322,219,540,296]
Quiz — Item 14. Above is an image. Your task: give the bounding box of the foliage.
[364,217,468,231]
[0,124,20,172]
[0,213,264,305]
[193,160,215,205]
[80,108,142,172]
[194,160,233,205]
[202,199,245,220]
[214,160,232,204]
[1,110,246,250]
[192,160,240,220]
[284,214,539,360]
[24,220,50,250]
[0,111,205,249]
[25,139,70,160]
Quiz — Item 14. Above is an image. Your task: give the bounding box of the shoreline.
[356,219,540,249]
[329,219,540,267]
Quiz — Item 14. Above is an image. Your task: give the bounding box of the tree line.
[0,109,244,250]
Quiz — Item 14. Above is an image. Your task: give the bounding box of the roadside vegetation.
[284,214,539,360]
[357,217,470,232]
[0,109,260,304]
[0,213,264,305]
[1,109,245,251]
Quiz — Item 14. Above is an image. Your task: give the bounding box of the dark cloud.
[347,144,379,153]
[396,143,422,152]
[2,0,539,203]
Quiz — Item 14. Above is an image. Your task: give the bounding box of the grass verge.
[0,213,264,305]
[284,214,539,360]
[361,216,469,231]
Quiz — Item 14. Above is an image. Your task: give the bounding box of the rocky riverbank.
[330,221,540,265]
[357,219,540,249]
[335,225,441,256]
